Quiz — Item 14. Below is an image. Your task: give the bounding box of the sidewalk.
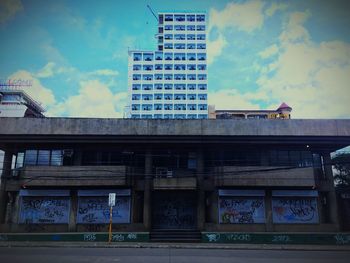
[1,241,350,251]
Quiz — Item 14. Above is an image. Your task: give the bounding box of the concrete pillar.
[197,150,205,230]
[322,152,340,229]
[73,150,82,166]
[143,150,152,230]
[68,191,77,232]
[264,190,273,232]
[0,150,13,223]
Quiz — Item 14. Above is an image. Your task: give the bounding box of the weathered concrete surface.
[0,118,349,136]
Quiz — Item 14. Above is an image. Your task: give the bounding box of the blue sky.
[0,0,350,118]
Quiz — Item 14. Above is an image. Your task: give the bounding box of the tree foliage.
[333,153,350,188]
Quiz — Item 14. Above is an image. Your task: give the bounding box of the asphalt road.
[0,247,349,263]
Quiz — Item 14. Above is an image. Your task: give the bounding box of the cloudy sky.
[0,0,350,118]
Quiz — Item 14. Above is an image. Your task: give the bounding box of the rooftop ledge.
[0,118,350,137]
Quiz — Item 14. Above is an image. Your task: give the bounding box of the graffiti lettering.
[84,234,96,241]
[206,233,220,242]
[272,235,291,243]
[219,198,265,224]
[226,234,251,242]
[0,235,8,241]
[334,234,350,245]
[127,233,137,240]
[112,234,124,242]
[272,198,319,224]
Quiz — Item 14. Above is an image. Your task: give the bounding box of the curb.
[1,242,350,251]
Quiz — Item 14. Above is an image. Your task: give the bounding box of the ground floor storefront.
[0,187,338,234]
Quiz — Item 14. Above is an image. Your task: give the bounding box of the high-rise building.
[127,12,208,119]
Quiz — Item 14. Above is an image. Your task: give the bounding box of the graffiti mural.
[219,198,265,224]
[19,197,70,224]
[152,192,196,229]
[77,196,130,224]
[272,198,319,223]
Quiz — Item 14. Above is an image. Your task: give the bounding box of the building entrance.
[152,191,197,230]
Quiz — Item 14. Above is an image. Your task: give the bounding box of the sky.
[0,0,350,119]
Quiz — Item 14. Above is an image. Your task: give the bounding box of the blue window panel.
[219,198,265,224]
[19,196,70,224]
[77,196,130,224]
[272,198,319,224]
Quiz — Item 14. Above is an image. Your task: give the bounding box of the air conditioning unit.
[156,167,173,178]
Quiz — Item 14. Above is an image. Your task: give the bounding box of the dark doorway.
[152,191,197,230]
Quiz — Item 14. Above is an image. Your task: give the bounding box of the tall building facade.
[127,12,208,119]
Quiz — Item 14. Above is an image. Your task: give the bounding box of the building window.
[196,15,205,22]
[164,64,172,70]
[77,190,131,224]
[272,190,319,224]
[175,15,185,22]
[198,84,207,90]
[187,25,195,31]
[133,65,141,71]
[165,14,173,21]
[174,64,185,70]
[155,94,162,100]
[164,25,173,31]
[164,94,173,100]
[198,53,206,61]
[198,114,208,119]
[132,94,140,100]
[142,104,152,111]
[155,64,163,70]
[174,114,186,119]
[143,65,153,71]
[132,104,140,110]
[174,43,185,49]
[187,15,195,22]
[218,190,266,224]
[143,53,153,61]
[197,34,206,40]
[187,64,196,70]
[133,53,141,61]
[174,84,185,90]
[199,104,207,110]
[164,74,172,80]
[198,65,206,70]
[187,53,196,61]
[187,114,197,119]
[154,114,163,119]
[174,34,185,40]
[174,25,185,31]
[187,34,195,40]
[143,75,153,81]
[164,84,173,90]
[154,84,162,90]
[174,53,186,60]
[164,43,173,49]
[164,53,173,60]
[142,84,153,91]
[142,94,153,101]
[164,104,173,110]
[174,104,186,110]
[154,104,162,110]
[132,74,141,81]
[188,84,196,90]
[187,43,195,49]
[197,43,206,49]
[198,74,207,80]
[196,25,205,31]
[164,114,173,119]
[155,74,163,80]
[188,94,196,100]
[164,34,173,40]
[188,104,196,110]
[19,191,70,224]
[131,114,140,119]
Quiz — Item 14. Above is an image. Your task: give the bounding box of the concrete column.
[264,190,273,232]
[197,150,205,230]
[73,150,82,166]
[143,150,152,230]
[322,152,339,229]
[0,150,13,223]
[68,190,77,232]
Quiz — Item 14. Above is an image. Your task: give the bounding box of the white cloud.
[208,89,262,110]
[256,12,350,118]
[8,70,56,107]
[89,69,119,76]
[265,2,288,17]
[259,44,279,59]
[209,0,265,33]
[207,0,265,64]
[0,0,23,24]
[35,62,56,78]
[48,79,127,118]
[207,33,227,65]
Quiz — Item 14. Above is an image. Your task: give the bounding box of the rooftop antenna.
[147,4,158,22]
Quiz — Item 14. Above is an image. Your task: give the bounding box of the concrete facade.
[0,118,349,235]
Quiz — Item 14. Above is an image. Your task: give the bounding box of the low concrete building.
[0,118,349,238]
[209,103,292,119]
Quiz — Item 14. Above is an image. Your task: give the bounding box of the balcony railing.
[212,166,316,187]
[10,165,129,187]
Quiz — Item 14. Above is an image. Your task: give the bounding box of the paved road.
[0,247,349,263]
